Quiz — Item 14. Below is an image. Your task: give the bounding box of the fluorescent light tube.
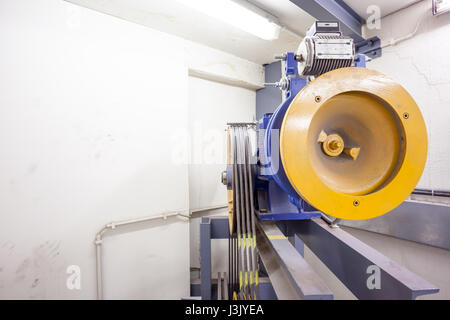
[176,0,281,40]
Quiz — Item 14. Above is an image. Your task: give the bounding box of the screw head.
[403,112,409,119]
[353,200,360,207]
[221,171,227,185]
[315,96,321,103]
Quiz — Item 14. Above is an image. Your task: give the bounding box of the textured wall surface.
[0,0,264,299]
[0,0,191,299]
[364,0,450,190]
[188,76,255,211]
[0,0,260,299]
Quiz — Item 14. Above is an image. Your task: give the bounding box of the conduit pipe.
[94,211,190,300]
[380,10,426,49]
[412,188,450,198]
[365,3,429,63]
[94,205,227,300]
[376,2,431,51]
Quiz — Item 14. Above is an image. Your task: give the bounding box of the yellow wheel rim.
[226,127,235,234]
[280,67,427,220]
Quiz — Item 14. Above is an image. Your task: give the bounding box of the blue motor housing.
[253,53,366,221]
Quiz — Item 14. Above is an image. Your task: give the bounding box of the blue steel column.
[200,217,211,300]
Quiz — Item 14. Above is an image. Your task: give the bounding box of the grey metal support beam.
[340,200,450,251]
[289,0,381,58]
[210,217,230,239]
[190,278,277,300]
[284,218,439,299]
[256,224,302,299]
[217,272,222,300]
[199,216,230,300]
[286,223,305,257]
[290,0,364,41]
[200,217,212,300]
[292,234,305,257]
[223,272,229,300]
[257,221,333,300]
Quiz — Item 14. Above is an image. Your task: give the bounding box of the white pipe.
[377,2,430,50]
[364,2,430,63]
[94,211,190,300]
[95,236,103,299]
[380,12,426,49]
[93,205,228,300]
[190,204,228,214]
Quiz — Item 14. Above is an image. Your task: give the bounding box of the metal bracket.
[355,36,382,59]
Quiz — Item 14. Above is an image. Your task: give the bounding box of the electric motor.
[296,21,355,77]
[296,35,355,76]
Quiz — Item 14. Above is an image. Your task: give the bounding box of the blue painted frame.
[256,53,321,221]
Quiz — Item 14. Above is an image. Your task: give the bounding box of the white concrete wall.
[186,42,265,90]
[0,0,190,300]
[0,0,262,299]
[65,0,265,90]
[188,76,256,211]
[364,0,450,190]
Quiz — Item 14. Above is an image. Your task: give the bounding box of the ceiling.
[67,0,422,65]
[66,0,314,65]
[344,0,422,19]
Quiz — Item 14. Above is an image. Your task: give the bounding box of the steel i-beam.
[280,218,439,299]
[256,220,333,299]
[289,0,381,58]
